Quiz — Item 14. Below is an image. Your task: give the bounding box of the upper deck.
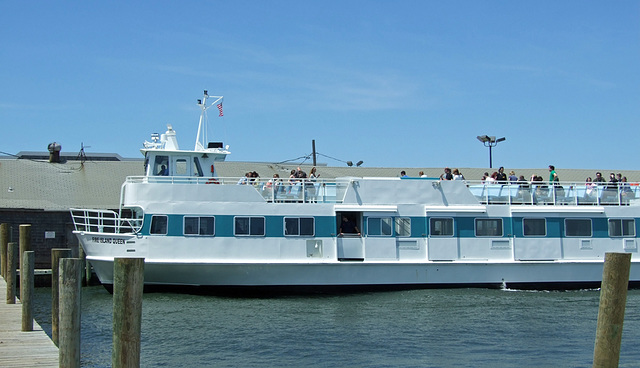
[122,176,640,207]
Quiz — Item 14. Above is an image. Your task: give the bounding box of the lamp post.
[476,135,506,168]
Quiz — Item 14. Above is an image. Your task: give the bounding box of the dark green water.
[33,287,640,367]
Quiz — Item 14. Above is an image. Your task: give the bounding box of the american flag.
[217,103,223,117]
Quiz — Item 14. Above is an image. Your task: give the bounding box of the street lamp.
[476,135,506,168]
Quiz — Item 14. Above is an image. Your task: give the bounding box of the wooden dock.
[0,278,59,367]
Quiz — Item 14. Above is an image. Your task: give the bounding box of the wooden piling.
[0,223,8,279]
[21,250,35,331]
[6,242,18,304]
[78,246,90,286]
[19,224,31,268]
[59,258,82,368]
[51,248,72,346]
[593,252,631,368]
[113,257,145,368]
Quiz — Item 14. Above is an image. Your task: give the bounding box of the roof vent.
[48,142,61,163]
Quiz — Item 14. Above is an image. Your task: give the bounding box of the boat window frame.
[475,218,503,237]
[184,215,215,236]
[395,217,411,237]
[367,217,393,237]
[173,157,189,176]
[564,218,592,237]
[523,218,547,237]
[150,215,168,235]
[234,216,266,237]
[284,217,315,237]
[608,218,635,237]
[193,157,204,177]
[153,155,169,176]
[430,217,454,237]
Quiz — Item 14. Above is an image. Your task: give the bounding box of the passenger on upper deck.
[607,173,618,189]
[441,167,453,180]
[309,167,318,181]
[268,174,284,200]
[237,172,250,185]
[288,169,298,184]
[621,177,634,200]
[400,171,408,178]
[418,171,426,177]
[481,172,490,183]
[516,175,531,201]
[517,175,529,186]
[548,165,558,184]
[534,175,548,197]
[452,169,464,180]
[496,167,507,183]
[585,177,596,199]
[306,167,318,202]
[593,172,606,184]
[508,171,518,183]
[249,171,259,186]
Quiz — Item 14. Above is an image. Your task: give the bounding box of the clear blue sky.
[1,1,638,170]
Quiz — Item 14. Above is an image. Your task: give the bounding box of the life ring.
[206,178,220,184]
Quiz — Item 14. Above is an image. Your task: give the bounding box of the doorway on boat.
[336,212,363,261]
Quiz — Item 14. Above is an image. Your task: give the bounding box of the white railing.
[466,180,640,206]
[70,208,143,234]
[124,176,351,203]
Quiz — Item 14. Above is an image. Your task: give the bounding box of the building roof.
[1,155,639,211]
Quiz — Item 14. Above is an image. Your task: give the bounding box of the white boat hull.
[86,256,638,290]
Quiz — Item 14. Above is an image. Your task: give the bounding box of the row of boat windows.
[150,216,316,237]
[148,215,636,238]
[431,218,635,238]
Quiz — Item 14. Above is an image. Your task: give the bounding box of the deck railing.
[466,180,639,206]
[122,176,639,206]
[125,176,351,203]
[70,208,143,233]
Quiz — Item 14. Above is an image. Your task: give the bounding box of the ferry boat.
[71,91,640,291]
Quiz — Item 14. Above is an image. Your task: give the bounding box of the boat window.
[523,218,546,237]
[565,219,592,237]
[367,217,392,236]
[193,157,204,177]
[175,158,188,176]
[150,215,168,235]
[120,207,144,233]
[154,156,169,176]
[395,217,411,237]
[608,219,635,237]
[184,216,215,236]
[430,218,454,236]
[475,218,503,237]
[234,216,265,236]
[284,217,315,236]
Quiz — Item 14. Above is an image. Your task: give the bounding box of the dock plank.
[0,278,58,367]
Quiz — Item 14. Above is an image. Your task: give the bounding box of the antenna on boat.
[195,90,223,151]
